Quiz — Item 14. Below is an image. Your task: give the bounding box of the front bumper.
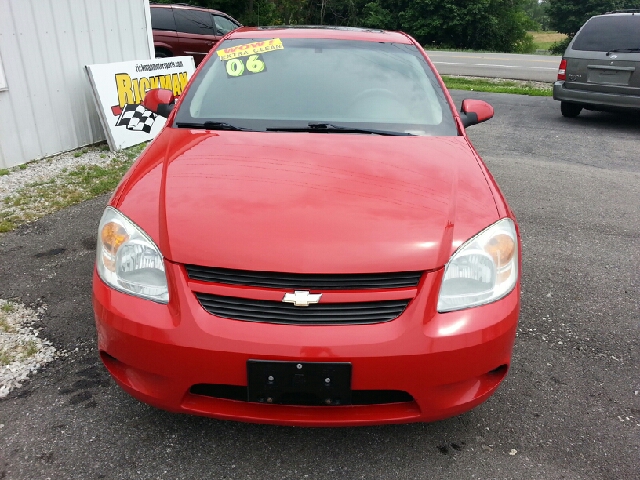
[553,81,640,110]
[93,263,519,426]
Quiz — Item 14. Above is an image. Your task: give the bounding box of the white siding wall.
[0,0,153,168]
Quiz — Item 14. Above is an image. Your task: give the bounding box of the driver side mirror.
[142,88,175,118]
[460,99,494,128]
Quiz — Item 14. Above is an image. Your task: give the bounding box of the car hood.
[116,129,499,273]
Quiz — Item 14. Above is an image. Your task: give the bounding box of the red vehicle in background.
[150,3,241,65]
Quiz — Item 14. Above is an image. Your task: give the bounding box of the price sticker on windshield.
[225,54,267,78]
[217,38,283,61]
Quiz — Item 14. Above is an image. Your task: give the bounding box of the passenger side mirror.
[142,88,176,118]
[460,99,494,128]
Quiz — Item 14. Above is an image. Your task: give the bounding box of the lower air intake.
[190,384,414,405]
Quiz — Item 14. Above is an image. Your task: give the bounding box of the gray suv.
[553,11,640,117]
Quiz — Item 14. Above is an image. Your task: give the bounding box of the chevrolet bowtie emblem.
[282,291,322,307]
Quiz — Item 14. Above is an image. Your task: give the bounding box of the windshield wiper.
[175,121,253,131]
[267,123,414,136]
[607,48,640,55]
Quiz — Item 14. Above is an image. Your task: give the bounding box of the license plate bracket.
[247,360,352,406]
[587,67,632,86]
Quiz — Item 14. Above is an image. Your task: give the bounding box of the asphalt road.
[426,51,562,82]
[0,92,639,479]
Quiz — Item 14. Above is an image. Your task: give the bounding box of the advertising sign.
[86,56,196,150]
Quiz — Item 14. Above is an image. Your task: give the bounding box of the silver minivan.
[553,11,640,117]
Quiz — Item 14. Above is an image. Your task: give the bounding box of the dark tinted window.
[174,9,215,35]
[150,7,176,31]
[573,15,640,52]
[214,15,239,35]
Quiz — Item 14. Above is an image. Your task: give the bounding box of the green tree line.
[547,0,640,36]
[546,0,640,52]
[155,0,640,53]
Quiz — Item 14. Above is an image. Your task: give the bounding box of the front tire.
[561,102,582,118]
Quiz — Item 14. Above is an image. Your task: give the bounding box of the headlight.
[96,207,169,304]
[438,218,518,312]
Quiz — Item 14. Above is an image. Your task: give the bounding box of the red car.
[150,3,241,65]
[93,27,521,426]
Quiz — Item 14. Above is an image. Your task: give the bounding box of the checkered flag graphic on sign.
[115,104,157,134]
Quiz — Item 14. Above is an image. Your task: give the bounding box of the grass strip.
[0,143,146,233]
[442,75,553,97]
[530,31,567,52]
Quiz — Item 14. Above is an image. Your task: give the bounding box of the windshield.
[573,15,640,52]
[174,37,457,136]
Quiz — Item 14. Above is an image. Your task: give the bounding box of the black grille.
[185,265,423,290]
[190,384,414,405]
[195,293,410,325]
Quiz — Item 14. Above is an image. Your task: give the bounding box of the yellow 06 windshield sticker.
[217,38,284,61]
[225,54,266,78]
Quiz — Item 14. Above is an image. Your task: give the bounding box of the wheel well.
[154,46,172,57]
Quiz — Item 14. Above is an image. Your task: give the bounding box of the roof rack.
[605,9,640,14]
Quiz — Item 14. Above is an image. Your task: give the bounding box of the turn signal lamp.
[100,222,129,272]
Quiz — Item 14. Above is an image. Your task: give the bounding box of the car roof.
[603,9,640,15]
[150,3,228,17]
[228,26,413,44]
